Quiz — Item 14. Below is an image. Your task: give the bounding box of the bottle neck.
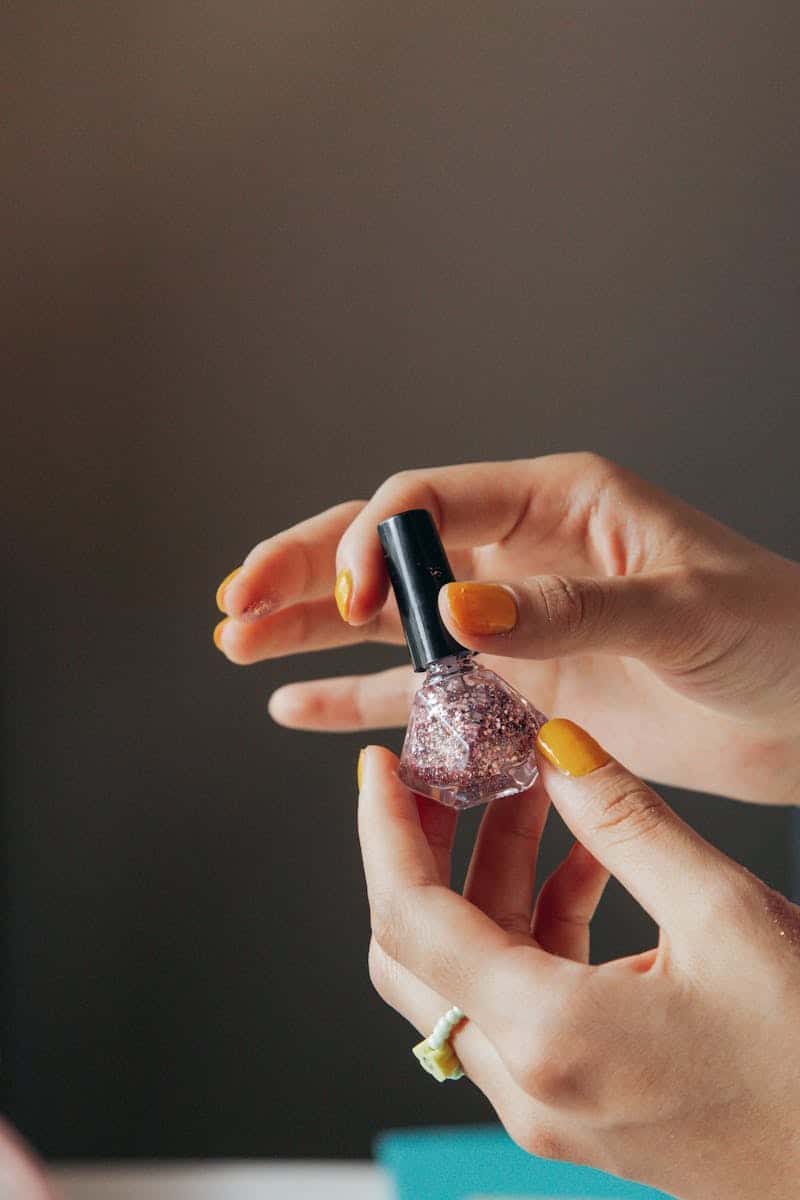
[425,651,476,679]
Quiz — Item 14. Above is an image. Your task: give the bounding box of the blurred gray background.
[2,0,799,1163]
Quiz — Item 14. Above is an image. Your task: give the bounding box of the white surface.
[51,1162,393,1200]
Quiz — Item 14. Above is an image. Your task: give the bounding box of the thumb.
[534,718,737,931]
[439,572,703,666]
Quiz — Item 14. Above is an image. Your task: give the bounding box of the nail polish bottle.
[378,510,546,810]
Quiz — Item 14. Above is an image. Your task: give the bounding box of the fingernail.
[536,718,612,777]
[213,619,228,651]
[334,568,353,622]
[443,581,518,636]
[357,747,366,790]
[216,567,241,613]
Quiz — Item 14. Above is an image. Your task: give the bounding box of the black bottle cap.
[377,509,469,672]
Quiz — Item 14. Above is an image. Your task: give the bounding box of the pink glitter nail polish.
[378,510,546,811]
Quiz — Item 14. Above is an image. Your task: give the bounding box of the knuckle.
[331,498,368,522]
[287,601,312,647]
[570,450,615,480]
[493,963,594,1107]
[515,1123,570,1162]
[492,909,535,935]
[367,938,400,1004]
[368,888,413,964]
[536,885,588,929]
[379,468,422,502]
[351,675,373,727]
[516,1047,584,1108]
[532,574,604,638]
[587,779,666,849]
[376,470,442,528]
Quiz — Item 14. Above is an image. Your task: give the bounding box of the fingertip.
[345,571,392,626]
[357,744,400,791]
[215,567,241,613]
[361,742,400,778]
[358,744,412,820]
[334,563,386,627]
[437,583,521,654]
[334,568,353,622]
[335,532,392,626]
[535,718,612,777]
[267,685,301,726]
[212,619,251,666]
[437,585,480,649]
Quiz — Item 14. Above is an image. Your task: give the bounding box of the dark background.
[2,0,799,1163]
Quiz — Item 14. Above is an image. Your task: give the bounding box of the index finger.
[337,461,538,624]
[335,453,646,626]
[219,500,366,618]
[357,745,567,1033]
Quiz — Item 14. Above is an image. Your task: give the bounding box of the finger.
[359,749,457,885]
[267,654,565,734]
[358,745,568,1030]
[415,794,458,887]
[367,939,512,1096]
[535,719,740,931]
[335,458,576,626]
[215,596,403,664]
[463,778,550,935]
[532,842,610,963]
[217,500,366,618]
[368,940,589,1166]
[439,570,707,670]
[269,666,416,732]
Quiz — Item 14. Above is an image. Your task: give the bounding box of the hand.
[0,1118,57,1198]
[214,453,800,805]
[357,724,800,1200]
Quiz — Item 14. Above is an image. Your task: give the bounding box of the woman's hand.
[214,453,800,805]
[358,725,800,1200]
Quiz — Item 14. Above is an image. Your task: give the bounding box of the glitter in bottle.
[399,654,546,809]
[377,508,547,811]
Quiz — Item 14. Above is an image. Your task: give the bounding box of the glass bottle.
[378,510,546,811]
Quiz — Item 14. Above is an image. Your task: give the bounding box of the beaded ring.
[412,1006,466,1082]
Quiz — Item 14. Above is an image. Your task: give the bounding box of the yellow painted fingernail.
[334,568,353,622]
[213,619,228,651]
[357,748,366,790]
[536,718,612,777]
[443,582,518,636]
[216,567,241,613]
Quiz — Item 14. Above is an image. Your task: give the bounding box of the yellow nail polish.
[216,567,241,613]
[334,568,353,622]
[213,619,228,651]
[357,748,366,790]
[536,718,612,777]
[443,582,518,636]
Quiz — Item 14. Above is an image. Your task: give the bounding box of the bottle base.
[398,749,540,811]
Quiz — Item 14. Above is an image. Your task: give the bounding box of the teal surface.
[376,1126,675,1200]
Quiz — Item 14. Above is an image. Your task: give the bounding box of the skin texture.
[211,454,800,1195]
[216,453,800,806]
[358,740,800,1200]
